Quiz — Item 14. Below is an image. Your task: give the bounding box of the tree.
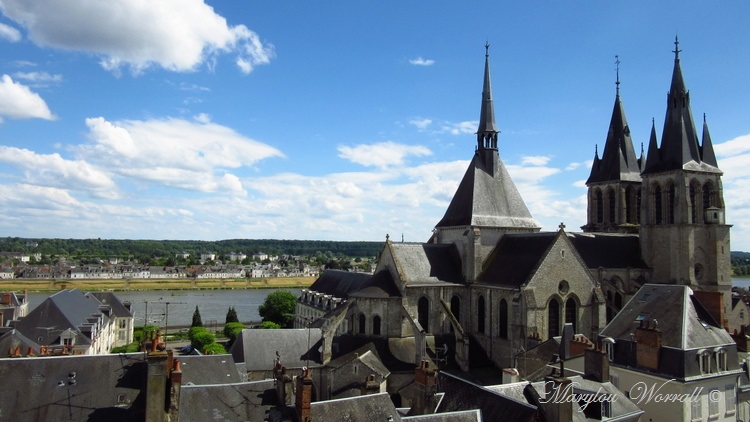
[189,327,215,350]
[202,343,227,355]
[258,321,281,329]
[225,307,239,324]
[258,290,297,328]
[223,322,246,346]
[191,306,203,327]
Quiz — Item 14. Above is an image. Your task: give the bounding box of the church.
[295,38,732,373]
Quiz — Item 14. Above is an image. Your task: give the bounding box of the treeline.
[0,237,383,262]
[732,251,750,277]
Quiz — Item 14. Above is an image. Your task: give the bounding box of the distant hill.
[731,251,750,276]
[0,237,384,261]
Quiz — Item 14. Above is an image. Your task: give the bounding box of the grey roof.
[0,353,147,421]
[566,232,648,269]
[308,270,373,297]
[435,152,540,230]
[12,289,111,347]
[643,41,721,175]
[0,329,40,357]
[177,354,244,385]
[89,291,133,318]
[436,371,538,421]
[229,328,323,370]
[389,243,464,285]
[402,410,482,422]
[476,45,498,136]
[476,232,557,287]
[600,284,741,379]
[587,93,642,184]
[327,344,391,378]
[179,379,295,422]
[311,392,401,421]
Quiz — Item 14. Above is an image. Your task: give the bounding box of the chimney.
[361,374,380,395]
[584,347,610,382]
[295,367,313,422]
[693,290,727,329]
[146,333,169,422]
[542,374,573,422]
[2,292,11,305]
[634,319,662,371]
[274,361,293,405]
[411,359,437,415]
[169,359,183,420]
[502,368,520,384]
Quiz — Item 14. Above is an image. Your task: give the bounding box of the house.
[9,289,129,355]
[0,291,28,324]
[89,292,135,347]
[599,284,742,421]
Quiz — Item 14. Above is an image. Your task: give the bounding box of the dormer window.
[715,348,727,371]
[698,349,711,374]
[603,337,616,362]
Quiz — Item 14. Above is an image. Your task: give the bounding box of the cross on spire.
[673,36,681,60]
[615,55,621,96]
[558,222,566,231]
[485,41,490,57]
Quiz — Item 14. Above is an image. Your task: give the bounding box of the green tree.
[223,322,246,346]
[191,306,203,327]
[202,343,227,355]
[258,290,297,328]
[258,321,281,329]
[189,327,215,350]
[225,307,239,324]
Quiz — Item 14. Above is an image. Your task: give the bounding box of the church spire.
[701,113,719,167]
[477,42,499,150]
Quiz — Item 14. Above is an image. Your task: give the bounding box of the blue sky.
[1,1,749,251]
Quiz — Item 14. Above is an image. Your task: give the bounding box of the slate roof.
[436,371,538,421]
[177,354,244,385]
[179,379,295,422]
[311,392,401,421]
[566,232,648,269]
[389,243,464,285]
[586,93,642,184]
[327,343,391,379]
[476,232,556,287]
[436,153,540,230]
[0,353,147,421]
[0,329,40,357]
[12,289,111,347]
[229,328,323,370]
[308,270,372,297]
[89,291,133,318]
[401,410,482,421]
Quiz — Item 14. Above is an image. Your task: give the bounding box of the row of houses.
[0,262,321,280]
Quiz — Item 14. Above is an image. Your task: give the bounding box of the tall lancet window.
[595,189,604,223]
[418,297,429,333]
[478,295,486,334]
[654,185,663,224]
[667,183,676,224]
[548,298,560,339]
[689,184,698,223]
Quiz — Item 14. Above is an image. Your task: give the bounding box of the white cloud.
[409,118,432,130]
[0,0,274,74]
[78,116,283,194]
[337,141,432,169]
[440,121,476,135]
[565,162,582,171]
[409,57,435,66]
[0,22,21,42]
[521,155,552,166]
[715,134,750,157]
[12,71,62,83]
[0,74,55,120]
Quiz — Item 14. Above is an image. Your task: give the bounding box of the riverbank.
[0,276,315,292]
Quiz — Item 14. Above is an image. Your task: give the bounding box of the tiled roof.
[477,233,556,287]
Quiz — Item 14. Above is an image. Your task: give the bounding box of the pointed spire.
[477,42,498,150]
[644,118,660,172]
[587,145,601,183]
[643,38,702,174]
[701,114,719,167]
[615,55,621,97]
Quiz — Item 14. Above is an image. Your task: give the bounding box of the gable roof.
[567,232,648,269]
[89,291,133,318]
[177,354,244,385]
[179,379,294,422]
[0,353,147,420]
[476,232,557,287]
[436,371,538,421]
[229,328,323,370]
[388,243,464,286]
[311,392,401,421]
[436,153,540,230]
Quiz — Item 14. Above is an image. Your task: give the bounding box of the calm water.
[27,289,300,330]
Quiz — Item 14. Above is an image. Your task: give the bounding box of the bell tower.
[639,38,731,311]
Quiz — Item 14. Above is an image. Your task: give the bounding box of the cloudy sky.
[0,1,749,251]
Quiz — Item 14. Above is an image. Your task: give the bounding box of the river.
[27,288,301,330]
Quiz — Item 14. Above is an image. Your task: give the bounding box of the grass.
[0,276,316,292]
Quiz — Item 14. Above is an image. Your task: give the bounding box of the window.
[372,315,381,336]
[358,313,366,334]
[499,299,508,339]
[725,384,736,415]
[595,189,603,223]
[603,337,615,362]
[689,184,697,223]
[654,185,663,224]
[565,298,577,332]
[667,183,676,224]
[418,297,429,333]
[708,389,719,417]
[548,299,560,339]
[691,394,702,421]
[698,350,711,374]
[477,295,485,334]
[450,295,460,333]
[607,188,616,223]
[716,348,727,371]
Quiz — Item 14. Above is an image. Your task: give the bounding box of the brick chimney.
[634,319,661,371]
[542,374,573,422]
[274,361,293,405]
[2,292,11,305]
[168,359,183,420]
[361,374,380,395]
[584,347,609,382]
[145,333,169,422]
[411,359,437,415]
[693,290,726,329]
[295,367,313,422]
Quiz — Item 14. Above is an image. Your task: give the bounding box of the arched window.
[418,297,429,333]
[548,298,560,339]
[358,313,366,334]
[595,189,603,223]
[373,315,381,336]
[615,293,623,310]
[667,183,676,224]
[625,186,633,224]
[606,188,616,223]
[499,299,508,339]
[478,295,486,334]
[689,183,698,223]
[636,187,642,224]
[654,185,663,224]
[450,295,460,333]
[703,182,712,211]
[565,297,577,332]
